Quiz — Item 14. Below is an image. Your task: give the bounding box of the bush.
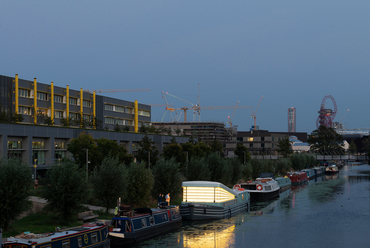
[242,162,253,181]
[275,158,292,176]
[0,158,32,231]
[187,157,210,181]
[206,153,229,185]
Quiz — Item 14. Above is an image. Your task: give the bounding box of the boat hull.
[275,177,291,193]
[287,172,308,186]
[180,201,249,221]
[249,189,280,202]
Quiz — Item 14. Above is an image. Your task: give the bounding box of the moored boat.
[109,205,182,247]
[275,176,291,193]
[325,164,339,174]
[238,173,280,202]
[301,169,316,180]
[109,204,182,246]
[2,221,109,248]
[313,166,324,176]
[180,181,250,221]
[286,171,308,186]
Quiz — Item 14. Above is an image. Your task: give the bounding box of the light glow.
[183,187,235,203]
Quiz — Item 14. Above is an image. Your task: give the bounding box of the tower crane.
[251,96,264,130]
[227,101,239,128]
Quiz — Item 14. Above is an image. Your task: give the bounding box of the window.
[91,233,98,243]
[54,142,65,149]
[8,141,22,149]
[69,98,78,105]
[69,112,79,120]
[32,142,45,149]
[105,104,113,111]
[83,100,91,107]
[7,150,22,159]
[139,110,150,117]
[261,137,265,141]
[54,95,63,103]
[105,117,114,124]
[54,111,63,119]
[37,92,47,101]
[115,106,124,113]
[247,137,254,142]
[19,106,32,115]
[33,151,46,165]
[78,237,82,247]
[62,240,70,248]
[55,150,66,160]
[125,108,133,114]
[126,120,133,126]
[249,143,253,148]
[272,137,275,141]
[83,114,91,121]
[19,88,30,97]
[116,119,125,125]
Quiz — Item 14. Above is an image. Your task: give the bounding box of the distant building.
[288,107,296,132]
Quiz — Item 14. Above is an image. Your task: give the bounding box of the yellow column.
[66,85,69,119]
[134,100,138,133]
[33,78,37,124]
[93,91,96,129]
[15,74,19,115]
[80,88,83,127]
[50,81,54,124]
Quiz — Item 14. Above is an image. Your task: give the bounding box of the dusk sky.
[1,1,369,133]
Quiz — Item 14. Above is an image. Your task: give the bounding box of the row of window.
[8,141,67,150]
[104,117,133,126]
[104,104,150,117]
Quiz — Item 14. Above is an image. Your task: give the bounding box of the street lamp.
[82,149,90,180]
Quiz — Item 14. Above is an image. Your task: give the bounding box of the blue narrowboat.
[109,205,182,246]
[275,176,291,193]
[2,221,109,248]
[301,169,316,180]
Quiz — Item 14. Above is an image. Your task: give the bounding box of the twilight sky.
[1,1,369,133]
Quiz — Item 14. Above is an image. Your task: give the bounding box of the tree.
[308,125,345,154]
[228,158,243,184]
[175,127,181,136]
[114,123,122,132]
[67,132,97,170]
[209,139,224,157]
[187,157,211,181]
[152,158,182,202]
[96,138,134,166]
[193,141,211,158]
[275,158,292,175]
[234,144,251,164]
[60,117,73,127]
[42,159,90,220]
[10,113,24,123]
[277,136,293,158]
[139,125,147,133]
[0,158,32,231]
[90,156,128,214]
[43,116,54,126]
[206,153,229,185]
[349,140,357,154]
[125,162,154,207]
[136,135,159,167]
[162,143,186,167]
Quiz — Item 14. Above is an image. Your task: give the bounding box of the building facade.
[0,74,151,131]
[288,107,296,132]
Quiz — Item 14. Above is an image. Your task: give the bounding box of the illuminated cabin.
[180,181,250,221]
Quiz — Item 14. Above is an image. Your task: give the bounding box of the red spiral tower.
[316,95,337,128]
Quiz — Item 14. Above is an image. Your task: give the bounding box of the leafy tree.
[162,143,186,169]
[275,158,292,175]
[123,125,130,132]
[93,117,103,129]
[242,162,253,181]
[90,156,128,214]
[209,139,224,157]
[307,125,345,155]
[43,116,54,126]
[114,123,122,132]
[206,153,229,185]
[11,113,24,123]
[234,144,251,164]
[125,162,154,207]
[250,159,265,179]
[67,132,97,170]
[193,141,211,158]
[42,159,90,220]
[60,117,73,127]
[175,127,181,136]
[152,158,182,202]
[290,153,306,171]
[228,158,243,184]
[166,127,172,136]
[277,136,293,158]
[0,158,32,231]
[136,135,159,167]
[96,138,134,166]
[187,157,211,181]
[139,125,147,133]
[349,140,357,154]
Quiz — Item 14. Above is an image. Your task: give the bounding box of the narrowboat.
[180,181,250,221]
[275,176,291,193]
[109,204,182,246]
[286,171,308,186]
[301,169,316,180]
[2,221,109,248]
[313,167,324,176]
[325,164,339,174]
[238,173,280,202]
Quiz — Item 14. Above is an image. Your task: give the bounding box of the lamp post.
[34,159,37,179]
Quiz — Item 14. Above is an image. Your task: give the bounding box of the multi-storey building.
[288,107,296,132]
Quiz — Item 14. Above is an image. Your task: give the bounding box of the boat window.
[78,237,82,247]
[62,240,70,248]
[242,194,244,201]
[91,233,98,243]
[265,186,271,191]
[41,245,52,248]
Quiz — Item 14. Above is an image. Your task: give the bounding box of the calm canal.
[134,164,370,248]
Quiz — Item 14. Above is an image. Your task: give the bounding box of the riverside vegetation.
[2,125,362,237]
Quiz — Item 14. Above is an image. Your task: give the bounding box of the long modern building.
[0,74,151,130]
[0,74,191,175]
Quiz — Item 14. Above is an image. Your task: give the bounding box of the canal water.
[134,164,370,248]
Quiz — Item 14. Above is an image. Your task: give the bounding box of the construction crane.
[251,96,264,130]
[83,88,151,93]
[227,101,239,128]
[166,104,252,122]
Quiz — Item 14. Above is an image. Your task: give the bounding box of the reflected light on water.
[183,225,235,248]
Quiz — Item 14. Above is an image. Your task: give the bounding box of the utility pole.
[86,149,88,180]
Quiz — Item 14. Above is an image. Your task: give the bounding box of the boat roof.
[5,222,106,245]
[182,181,242,195]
